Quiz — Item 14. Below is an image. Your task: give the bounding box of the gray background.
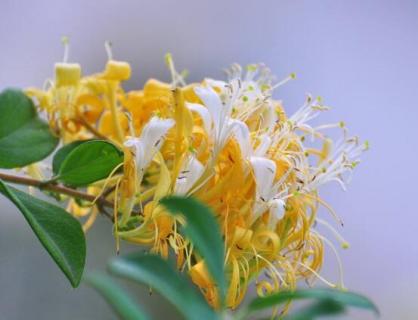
[1,0,417,319]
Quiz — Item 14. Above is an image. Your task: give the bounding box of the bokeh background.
[1,0,417,319]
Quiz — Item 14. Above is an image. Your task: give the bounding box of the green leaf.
[0,180,86,287]
[160,196,226,303]
[283,299,345,320]
[52,140,87,176]
[109,253,219,320]
[57,140,123,186]
[85,273,150,320]
[0,88,58,168]
[246,288,379,317]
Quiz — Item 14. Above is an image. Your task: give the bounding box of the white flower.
[174,156,205,195]
[187,84,251,157]
[250,156,288,226]
[124,117,175,180]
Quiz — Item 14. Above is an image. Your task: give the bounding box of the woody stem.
[0,172,114,221]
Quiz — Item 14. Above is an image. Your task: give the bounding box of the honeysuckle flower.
[187,84,251,157]
[123,116,175,181]
[250,156,288,225]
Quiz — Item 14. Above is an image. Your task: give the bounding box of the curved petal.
[140,117,175,166]
[269,198,286,222]
[228,119,251,159]
[250,156,276,201]
[186,102,212,135]
[124,137,146,171]
[194,86,223,136]
[175,156,205,195]
[254,134,272,157]
[204,78,227,91]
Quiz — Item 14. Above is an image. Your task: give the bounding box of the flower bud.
[102,60,131,81]
[54,63,81,87]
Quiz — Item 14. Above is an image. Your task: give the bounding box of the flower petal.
[250,156,276,201]
[228,119,251,159]
[186,102,212,135]
[194,86,223,136]
[126,117,175,172]
[254,134,271,157]
[175,156,205,195]
[270,198,286,221]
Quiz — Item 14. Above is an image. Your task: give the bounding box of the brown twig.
[77,116,109,141]
[0,172,114,221]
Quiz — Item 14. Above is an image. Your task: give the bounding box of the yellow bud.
[103,60,131,81]
[55,63,81,87]
[189,261,213,288]
[144,78,171,98]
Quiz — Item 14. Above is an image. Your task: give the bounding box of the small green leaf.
[246,288,379,316]
[57,140,123,186]
[160,196,226,303]
[52,140,87,176]
[0,180,86,287]
[109,253,219,320]
[283,299,345,320]
[0,88,58,168]
[85,273,150,320]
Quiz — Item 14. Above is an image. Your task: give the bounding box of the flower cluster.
[27,41,367,310]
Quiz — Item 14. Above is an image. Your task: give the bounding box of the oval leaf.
[0,88,58,168]
[0,180,86,287]
[109,253,219,320]
[160,196,226,303]
[85,273,150,320]
[57,140,123,186]
[52,140,87,176]
[247,288,379,316]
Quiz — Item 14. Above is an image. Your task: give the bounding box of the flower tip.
[246,64,258,72]
[104,40,113,60]
[180,69,189,79]
[164,52,173,66]
[61,35,69,45]
[290,72,296,79]
[363,140,370,151]
[341,242,350,249]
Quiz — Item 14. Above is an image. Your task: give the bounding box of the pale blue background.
[0,0,417,319]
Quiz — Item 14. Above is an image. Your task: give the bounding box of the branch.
[0,172,114,220]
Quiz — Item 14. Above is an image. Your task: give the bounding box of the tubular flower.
[28,44,367,311]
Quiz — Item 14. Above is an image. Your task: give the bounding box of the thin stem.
[77,116,110,141]
[0,172,114,220]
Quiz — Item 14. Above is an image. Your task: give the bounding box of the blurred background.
[0,0,417,319]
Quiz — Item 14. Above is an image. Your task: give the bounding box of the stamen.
[164,52,186,87]
[315,218,349,248]
[271,73,296,91]
[294,260,337,288]
[104,40,113,60]
[314,232,346,289]
[61,36,70,63]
